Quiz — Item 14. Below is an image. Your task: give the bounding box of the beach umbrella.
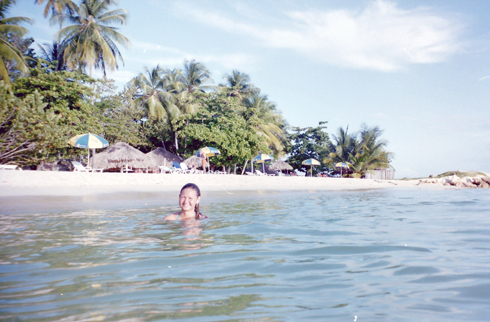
[254,154,273,172]
[93,142,156,172]
[269,160,293,174]
[335,162,350,177]
[195,146,220,157]
[195,147,220,173]
[147,148,183,167]
[302,158,321,176]
[184,155,208,168]
[68,133,109,167]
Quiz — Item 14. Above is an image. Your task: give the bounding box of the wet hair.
[180,183,202,219]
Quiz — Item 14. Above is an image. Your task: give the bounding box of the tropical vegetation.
[0,0,394,176]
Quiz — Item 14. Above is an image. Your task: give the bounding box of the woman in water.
[165,183,208,221]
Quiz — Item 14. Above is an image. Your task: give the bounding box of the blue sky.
[13,0,490,178]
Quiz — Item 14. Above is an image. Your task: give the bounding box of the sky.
[12,0,490,178]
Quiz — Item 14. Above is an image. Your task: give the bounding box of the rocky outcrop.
[419,175,490,188]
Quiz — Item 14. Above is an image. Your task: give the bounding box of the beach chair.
[179,163,192,174]
[171,161,185,174]
[158,166,172,174]
[120,165,133,173]
[72,161,103,172]
[0,164,21,170]
[245,171,256,176]
[255,170,269,176]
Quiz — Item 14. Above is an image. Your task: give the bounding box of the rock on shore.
[419,175,490,188]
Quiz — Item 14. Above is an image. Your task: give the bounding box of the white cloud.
[177,0,465,71]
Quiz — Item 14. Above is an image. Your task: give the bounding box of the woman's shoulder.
[164,212,179,221]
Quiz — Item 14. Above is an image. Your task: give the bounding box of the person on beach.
[165,183,208,221]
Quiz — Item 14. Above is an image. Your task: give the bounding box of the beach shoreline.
[0,170,444,198]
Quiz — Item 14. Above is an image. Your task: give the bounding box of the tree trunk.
[234,163,237,175]
[161,138,167,150]
[174,131,179,151]
[241,160,248,175]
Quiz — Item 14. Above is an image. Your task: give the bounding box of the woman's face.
[179,188,200,212]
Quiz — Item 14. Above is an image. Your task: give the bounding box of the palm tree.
[129,66,178,121]
[35,0,75,29]
[243,93,287,156]
[180,60,214,93]
[0,0,32,84]
[38,42,66,70]
[57,0,130,76]
[129,66,182,150]
[349,124,393,177]
[325,126,356,166]
[220,70,256,100]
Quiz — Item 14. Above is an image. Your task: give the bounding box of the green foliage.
[173,91,269,171]
[56,0,130,75]
[0,0,33,84]
[325,124,393,177]
[95,85,148,148]
[0,81,67,165]
[242,93,287,157]
[10,61,105,162]
[286,122,330,174]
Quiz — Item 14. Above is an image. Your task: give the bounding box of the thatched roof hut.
[184,155,208,168]
[93,142,156,171]
[146,148,183,167]
[269,160,293,171]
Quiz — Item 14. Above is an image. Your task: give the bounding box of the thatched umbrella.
[184,155,208,168]
[147,147,183,167]
[93,142,156,171]
[269,160,293,173]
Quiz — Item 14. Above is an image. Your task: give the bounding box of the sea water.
[1,188,490,321]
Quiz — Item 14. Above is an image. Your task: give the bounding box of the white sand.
[0,170,437,197]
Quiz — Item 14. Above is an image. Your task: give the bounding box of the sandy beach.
[0,170,432,197]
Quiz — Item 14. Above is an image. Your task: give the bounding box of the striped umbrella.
[68,133,109,167]
[195,146,220,157]
[254,154,273,172]
[302,158,321,176]
[195,147,220,173]
[335,162,350,177]
[254,154,273,163]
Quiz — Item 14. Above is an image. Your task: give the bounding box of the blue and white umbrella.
[254,154,273,163]
[254,154,273,172]
[335,162,350,176]
[302,158,321,176]
[195,146,220,157]
[195,147,220,173]
[335,162,349,168]
[69,133,109,167]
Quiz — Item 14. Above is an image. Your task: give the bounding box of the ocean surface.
[1,188,490,321]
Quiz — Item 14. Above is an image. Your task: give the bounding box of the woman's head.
[179,183,202,219]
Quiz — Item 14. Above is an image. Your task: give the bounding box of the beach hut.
[147,148,183,167]
[93,142,156,172]
[269,160,293,175]
[184,155,208,169]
